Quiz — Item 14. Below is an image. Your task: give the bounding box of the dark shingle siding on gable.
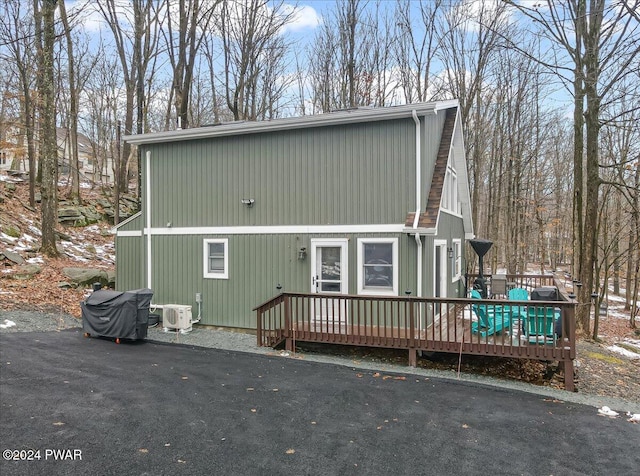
[405,107,457,229]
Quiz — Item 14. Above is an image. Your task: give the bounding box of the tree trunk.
[58,0,80,201]
[114,121,121,225]
[38,0,59,257]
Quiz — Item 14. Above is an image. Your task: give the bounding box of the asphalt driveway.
[1,329,638,476]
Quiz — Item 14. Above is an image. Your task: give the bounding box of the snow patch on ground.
[606,344,640,360]
[598,406,619,417]
[0,319,16,329]
[1,232,18,243]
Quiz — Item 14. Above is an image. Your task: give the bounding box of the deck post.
[256,307,262,346]
[284,294,292,351]
[408,348,417,367]
[408,299,415,348]
[408,299,416,367]
[563,359,575,392]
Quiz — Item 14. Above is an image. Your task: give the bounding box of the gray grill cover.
[531,286,560,301]
[81,288,153,340]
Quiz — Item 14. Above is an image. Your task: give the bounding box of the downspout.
[411,110,423,298]
[145,150,152,290]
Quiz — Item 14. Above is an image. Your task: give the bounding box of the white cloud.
[453,0,514,33]
[280,4,322,34]
[65,0,114,34]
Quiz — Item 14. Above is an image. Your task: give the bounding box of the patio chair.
[470,290,512,336]
[523,305,559,344]
[507,287,529,319]
[508,287,529,301]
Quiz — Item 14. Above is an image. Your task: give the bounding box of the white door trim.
[310,238,349,294]
[434,239,448,298]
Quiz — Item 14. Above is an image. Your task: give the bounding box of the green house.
[117,100,474,329]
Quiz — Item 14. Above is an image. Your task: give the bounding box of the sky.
[57,0,588,120]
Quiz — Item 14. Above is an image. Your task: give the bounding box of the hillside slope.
[1,177,115,316]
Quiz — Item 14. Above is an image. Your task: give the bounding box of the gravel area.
[1,309,639,414]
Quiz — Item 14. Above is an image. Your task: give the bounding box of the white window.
[203,238,228,279]
[443,164,458,214]
[452,239,462,281]
[357,238,398,296]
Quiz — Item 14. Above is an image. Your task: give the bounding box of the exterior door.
[310,239,348,323]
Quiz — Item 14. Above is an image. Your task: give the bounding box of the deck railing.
[255,274,577,391]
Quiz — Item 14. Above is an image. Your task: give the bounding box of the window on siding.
[452,239,462,281]
[357,238,398,296]
[203,239,228,279]
[443,164,458,213]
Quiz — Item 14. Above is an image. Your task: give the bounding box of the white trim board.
[119,224,408,237]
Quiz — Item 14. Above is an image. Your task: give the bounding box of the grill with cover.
[81,288,153,342]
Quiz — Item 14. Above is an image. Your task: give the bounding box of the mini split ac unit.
[163,304,193,333]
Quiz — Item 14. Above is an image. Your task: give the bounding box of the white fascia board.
[433,99,461,114]
[451,109,474,237]
[123,101,457,146]
[117,230,143,237]
[403,227,437,235]
[138,224,407,236]
[110,211,142,234]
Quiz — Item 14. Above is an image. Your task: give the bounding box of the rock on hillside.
[1,175,119,316]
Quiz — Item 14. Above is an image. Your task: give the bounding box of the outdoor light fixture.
[448,247,454,259]
[241,198,255,207]
[298,247,307,260]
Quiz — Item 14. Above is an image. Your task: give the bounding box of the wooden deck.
[255,275,576,391]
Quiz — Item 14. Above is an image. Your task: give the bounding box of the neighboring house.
[56,128,115,185]
[117,100,474,329]
[0,126,114,185]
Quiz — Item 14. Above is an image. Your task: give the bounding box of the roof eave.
[124,101,459,146]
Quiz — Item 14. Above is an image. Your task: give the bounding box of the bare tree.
[510,0,640,333]
[393,0,444,103]
[0,0,38,206]
[218,0,294,121]
[433,0,510,234]
[95,0,161,201]
[161,0,219,128]
[35,0,59,257]
[307,0,392,112]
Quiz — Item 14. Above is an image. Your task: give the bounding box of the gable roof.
[405,106,474,238]
[124,100,460,145]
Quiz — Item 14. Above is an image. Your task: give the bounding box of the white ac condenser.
[162,305,193,333]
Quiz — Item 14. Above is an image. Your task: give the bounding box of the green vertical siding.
[142,232,422,329]
[114,214,145,291]
[145,120,420,229]
[115,107,467,328]
[115,236,145,291]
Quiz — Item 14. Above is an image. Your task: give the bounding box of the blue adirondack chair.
[470,290,511,336]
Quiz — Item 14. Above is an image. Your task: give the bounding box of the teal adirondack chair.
[507,288,529,319]
[524,305,559,344]
[470,290,512,336]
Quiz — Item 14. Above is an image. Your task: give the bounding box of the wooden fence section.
[255,275,577,391]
